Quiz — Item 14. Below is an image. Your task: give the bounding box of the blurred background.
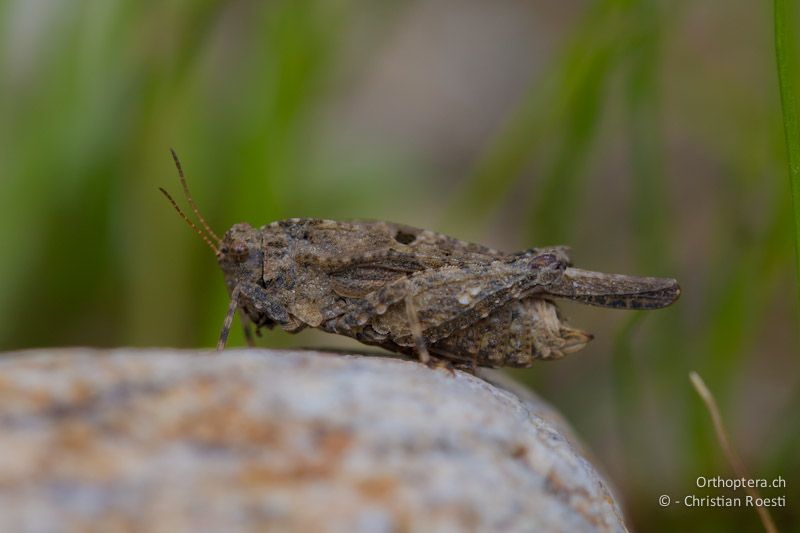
[1,0,798,529]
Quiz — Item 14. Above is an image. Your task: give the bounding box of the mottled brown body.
[160,153,680,369]
[214,218,680,368]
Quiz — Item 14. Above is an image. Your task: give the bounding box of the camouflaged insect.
[161,152,681,370]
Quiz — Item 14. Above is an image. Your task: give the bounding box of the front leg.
[242,322,256,348]
[217,284,242,351]
[217,282,296,351]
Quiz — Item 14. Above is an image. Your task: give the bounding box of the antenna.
[159,187,220,255]
[170,148,222,244]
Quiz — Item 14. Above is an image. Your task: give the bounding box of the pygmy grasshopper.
[161,152,680,370]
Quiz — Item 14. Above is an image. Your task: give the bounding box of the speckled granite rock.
[0,349,627,532]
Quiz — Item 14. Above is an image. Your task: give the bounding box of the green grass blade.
[774,0,800,313]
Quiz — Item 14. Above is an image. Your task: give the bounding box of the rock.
[0,349,626,532]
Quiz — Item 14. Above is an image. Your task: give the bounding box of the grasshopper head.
[218,223,263,293]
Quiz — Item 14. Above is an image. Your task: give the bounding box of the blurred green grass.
[0,0,797,530]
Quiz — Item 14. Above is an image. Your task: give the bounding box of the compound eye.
[232,242,249,261]
[221,241,249,262]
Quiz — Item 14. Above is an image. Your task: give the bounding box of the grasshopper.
[160,151,680,370]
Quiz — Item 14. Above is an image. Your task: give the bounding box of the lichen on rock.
[0,348,627,532]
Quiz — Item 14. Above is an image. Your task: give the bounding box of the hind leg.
[404,293,430,365]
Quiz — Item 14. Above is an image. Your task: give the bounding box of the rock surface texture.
[0,349,626,532]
